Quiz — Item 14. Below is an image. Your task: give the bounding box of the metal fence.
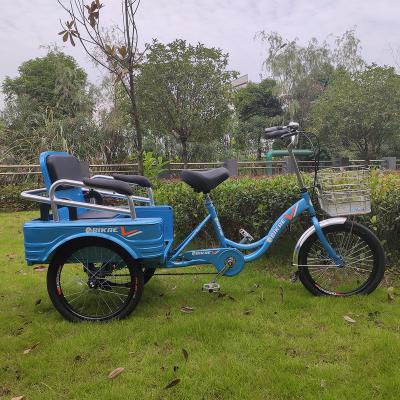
[1,158,399,185]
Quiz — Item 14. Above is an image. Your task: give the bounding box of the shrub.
[3,173,400,265]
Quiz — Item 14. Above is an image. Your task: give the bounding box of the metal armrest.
[83,177,134,196]
[91,174,154,205]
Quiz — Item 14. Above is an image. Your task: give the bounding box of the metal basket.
[316,166,371,217]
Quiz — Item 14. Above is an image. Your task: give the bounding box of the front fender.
[292,217,347,266]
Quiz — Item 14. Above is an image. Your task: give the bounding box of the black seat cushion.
[113,174,152,188]
[46,154,85,182]
[181,167,230,193]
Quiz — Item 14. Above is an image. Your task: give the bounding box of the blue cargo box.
[24,216,167,265]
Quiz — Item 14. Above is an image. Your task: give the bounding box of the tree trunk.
[128,82,144,175]
[256,133,262,160]
[363,137,370,167]
[181,138,189,169]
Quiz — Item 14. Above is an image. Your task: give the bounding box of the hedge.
[2,173,400,263]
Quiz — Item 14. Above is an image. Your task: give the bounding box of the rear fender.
[292,217,347,267]
[45,233,139,262]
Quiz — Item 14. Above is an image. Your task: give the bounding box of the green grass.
[1,211,400,399]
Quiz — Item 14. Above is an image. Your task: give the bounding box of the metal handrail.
[21,180,141,222]
[49,180,137,222]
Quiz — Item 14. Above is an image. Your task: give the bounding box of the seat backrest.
[40,151,87,220]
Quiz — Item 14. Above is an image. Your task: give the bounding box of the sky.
[0,0,399,99]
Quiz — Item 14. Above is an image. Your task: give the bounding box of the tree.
[58,0,146,174]
[309,65,400,161]
[258,30,364,125]
[1,50,95,163]
[3,50,90,119]
[137,39,237,167]
[233,79,282,159]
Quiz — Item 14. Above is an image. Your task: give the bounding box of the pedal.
[203,282,221,293]
[239,228,254,244]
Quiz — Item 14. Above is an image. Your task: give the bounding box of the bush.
[370,171,400,263]
[0,183,37,211]
[154,175,305,240]
[3,173,400,264]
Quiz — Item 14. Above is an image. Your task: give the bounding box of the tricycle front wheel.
[298,221,385,296]
[47,238,144,322]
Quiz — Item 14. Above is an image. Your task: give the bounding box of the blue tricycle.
[21,123,385,321]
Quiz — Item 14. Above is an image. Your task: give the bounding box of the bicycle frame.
[166,189,342,270]
[166,135,342,271]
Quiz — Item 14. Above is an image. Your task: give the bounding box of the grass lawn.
[1,211,400,400]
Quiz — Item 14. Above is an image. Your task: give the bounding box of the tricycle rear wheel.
[143,268,156,284]
[47,238,144,322]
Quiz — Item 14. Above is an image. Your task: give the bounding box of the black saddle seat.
[181,167,230,193]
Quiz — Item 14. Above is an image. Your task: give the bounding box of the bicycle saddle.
[181,167,230,193]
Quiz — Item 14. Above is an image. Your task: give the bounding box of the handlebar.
[264,122,300,140]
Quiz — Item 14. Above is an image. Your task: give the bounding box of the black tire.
[298,221,385,296]
[143,268,156,284]
[47,238,143,322]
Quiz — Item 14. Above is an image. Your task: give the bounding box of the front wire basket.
[316,166,371,217]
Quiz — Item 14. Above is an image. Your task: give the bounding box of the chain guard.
[215,249,245,276]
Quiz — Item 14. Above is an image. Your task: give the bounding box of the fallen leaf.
[23,342,39,355]
[33,266,48,272]
[180,306,194,314]
[171,285,177,291]
[11,396,24,400]
[0,387,11,396]
[6,253,16,260]
[16,269,26,275]
[35,299,42,306]
[182,348,188,362]
[387,287,395,303]
[259,291,265,303]
[243,309,252,315]
[164,378,181,389]
[108,367,124,379]
[40,382,54,391]
[343,315,356,324]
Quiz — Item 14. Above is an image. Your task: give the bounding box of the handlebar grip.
[264,126,283,133]
[264,128,290,139]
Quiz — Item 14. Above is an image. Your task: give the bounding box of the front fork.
[301,190,343,267]
[311,216,343,267]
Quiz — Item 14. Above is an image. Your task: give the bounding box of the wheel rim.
[305,228,375,295]
[56,245,136,320]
